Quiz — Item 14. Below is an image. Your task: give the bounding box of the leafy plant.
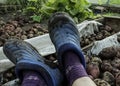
[23,0,47,15]
[110,0,120,5]
[7,0,93,23]
[6,0,27,7]
[31,14,41,22]
[40,0,93,22]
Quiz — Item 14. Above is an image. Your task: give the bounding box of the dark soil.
[0,13,48,47]
[0,13,120,86]
[0,13,49,85]
[81,16,120,48]
[89,46,120,86]
[2,46,120,86]
[1,67,16,85]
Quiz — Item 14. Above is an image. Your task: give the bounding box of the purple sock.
[63,51,88,86]
[22,71,47,86]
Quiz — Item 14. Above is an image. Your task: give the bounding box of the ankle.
[63,51,88,86]
[63,51,81,68]
[22,71,47,86]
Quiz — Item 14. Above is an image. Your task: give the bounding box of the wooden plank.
[92,4,120,8]
[91,4,120,13]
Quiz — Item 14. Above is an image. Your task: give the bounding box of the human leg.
[21,71,47,86]
[48,12,96,86]
[3,39,63,86]
[63,51,88,86]
[63,51,96,86]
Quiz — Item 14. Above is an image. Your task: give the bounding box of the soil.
[0,12,48,47]
[0,12,120,86]
[81,16,120,47]
[89,46,120,86]
[0,12,49,85]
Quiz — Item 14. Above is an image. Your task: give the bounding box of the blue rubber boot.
[3,39,63,86]
[48,12,86,69]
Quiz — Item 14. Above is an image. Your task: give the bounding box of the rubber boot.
[3,39,63,86]
[48,12,86,69]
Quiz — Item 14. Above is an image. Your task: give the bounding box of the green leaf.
[28,0,38,2]
[70,0,77,3]
[26,7,36,10]
[21,0,93,23]
[47,0,56,4]
[31,15,41,22]
[65,6,70,11]
[69,9,78,16]
[73,17,78,23]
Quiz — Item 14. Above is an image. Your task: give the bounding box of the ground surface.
[0,12,120,86]
[87,0,120,5]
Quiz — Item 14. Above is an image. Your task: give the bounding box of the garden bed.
[93,5,120,13]
[80,16,120,47]
[0,16,120,86]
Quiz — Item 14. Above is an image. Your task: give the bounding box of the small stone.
[94,79,110,86]
[10,32,15,36]
[95,33,103,40]
[105,25,112,32]
[111,68,120,76]
[103,71,115,86]
[15,27,22,34]
[49,55,56,61]
[33,24,42,29]
[29,30,34,34]
[87,62,100,79]
[32,28,38,34]
[21,35,27,40]
[16,33,21,37]
[0,20,5,25]
[99,46,117,60]
[84,38,90,45]
[111,58,120,69]
[11,21,18,27]
[101,60,112,72]
[91,57,102,66]
[5,24,15,31]
[28,34,34,38]
[116,72,120,86]
[21,31,27,35]
[6,73,13,78]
